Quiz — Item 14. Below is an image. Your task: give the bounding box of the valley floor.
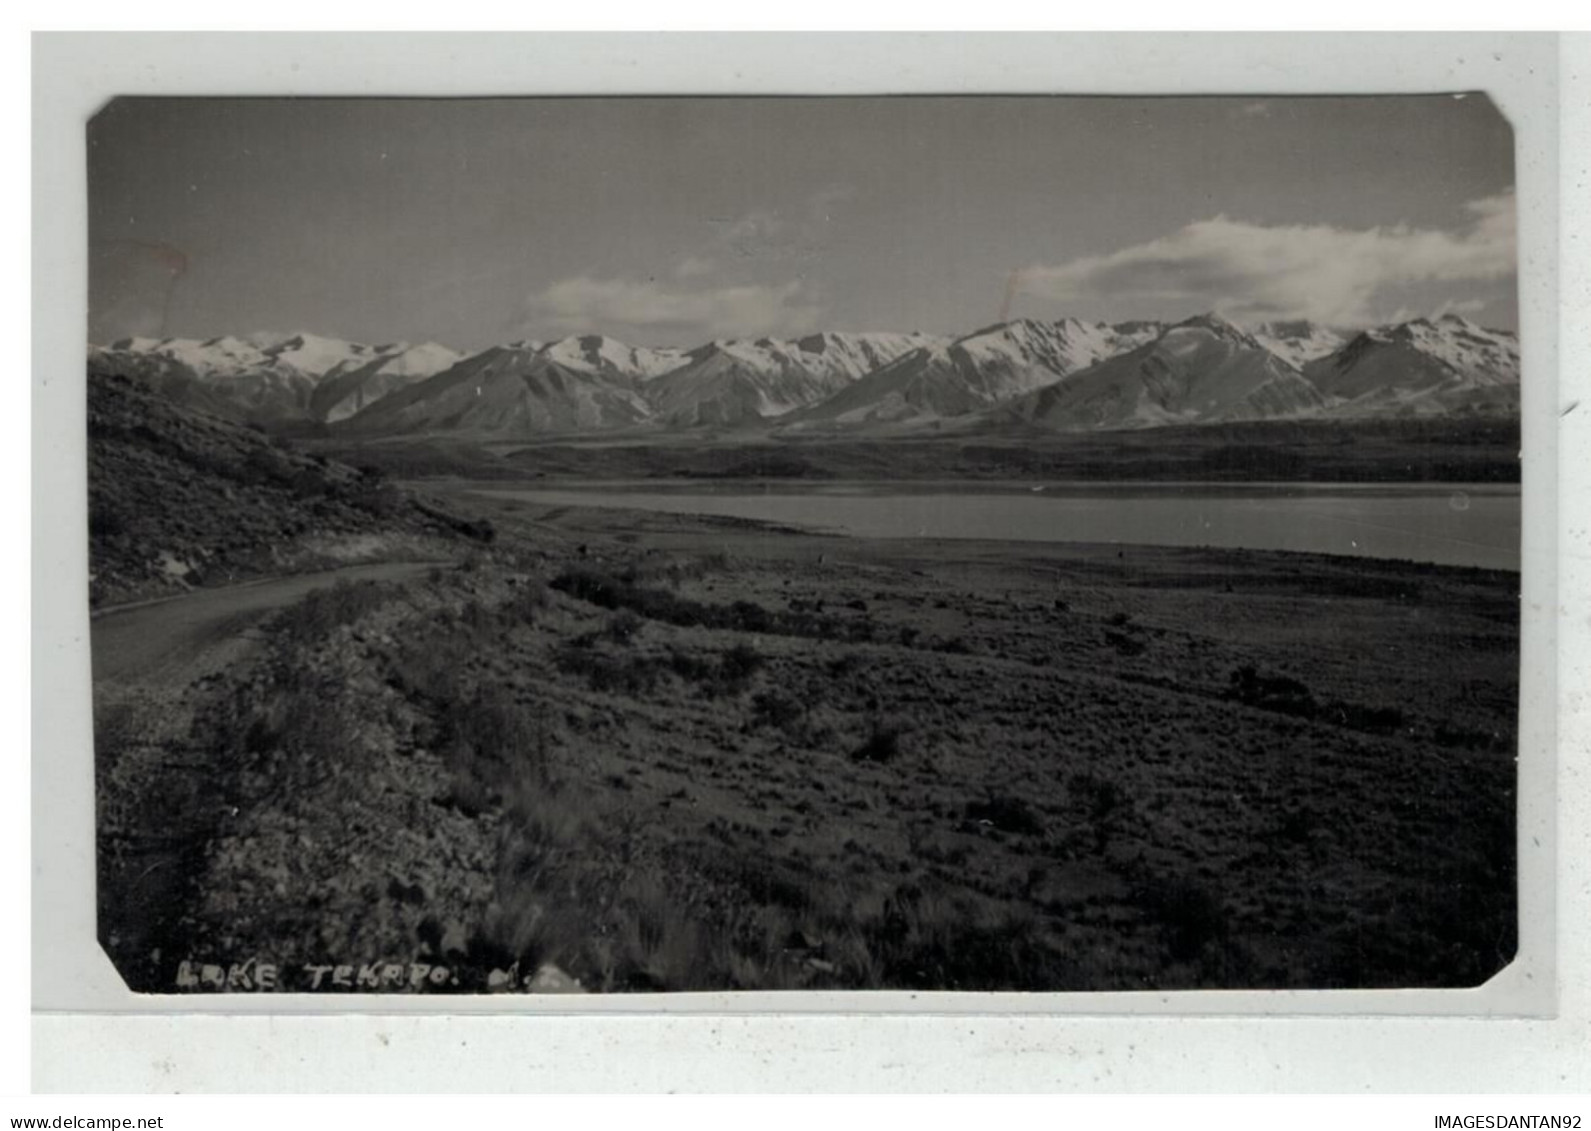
[93,494,1520,993]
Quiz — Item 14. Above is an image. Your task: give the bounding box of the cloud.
[523,185,858,341]
[1019,191,1516,326]
[526,275,823,341]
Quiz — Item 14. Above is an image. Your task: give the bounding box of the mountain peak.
[1172,312,1250,339]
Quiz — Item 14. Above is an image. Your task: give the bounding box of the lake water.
[478,481,1522,571]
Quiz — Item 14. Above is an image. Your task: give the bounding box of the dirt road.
[91,561,442,688]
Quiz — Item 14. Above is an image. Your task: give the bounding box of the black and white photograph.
[84,92,1522,996]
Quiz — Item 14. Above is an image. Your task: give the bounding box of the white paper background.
[28,30,1587,1091]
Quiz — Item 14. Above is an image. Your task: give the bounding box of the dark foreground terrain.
[94,476,1519,992]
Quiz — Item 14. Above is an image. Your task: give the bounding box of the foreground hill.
[97,491,1517,992]
[87,371,491,605]
[994,315,1327,431]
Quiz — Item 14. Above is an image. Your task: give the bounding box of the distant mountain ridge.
[781,319,1163,432]
[1302,314,1520,418]
[988,314,1327,432]
[646,333,940,428]
[89,311,1519,436]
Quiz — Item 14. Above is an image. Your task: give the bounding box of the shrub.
[1068,771,1130,852]
[550,569,856,643]
[1140,878,1229,962]
[348,480,404,518]
[289,468,328,500]
[663,650,716,683]
[240,443,294,487]
[965,795,1043,837]
[434,686,550,815]
[857,883,1072,991]
[1226,664,1316,718]
[88,507,127,539]
[554,644,664,696]
[273,580,391,642]
[852,723,902,764]
[1434,722,1493,750]
[239,673,364,800]
[389,621,475,703]
[750,687,806,731]
[504,583,550,624]
[718,643,764,690]
[826,653,863,678]
[604,610,644,644]
[1320,701,1405,734]
[1068,771,1123,819]
[727,600,774,633]
[1104,629,1146,657]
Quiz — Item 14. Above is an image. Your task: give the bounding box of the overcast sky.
[88,95,1517,349]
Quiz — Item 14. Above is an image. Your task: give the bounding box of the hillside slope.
[88,371,490,605]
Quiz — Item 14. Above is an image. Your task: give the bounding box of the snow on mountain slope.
[1106,321,1167,352]
[93,338,320,422]
[536,335,690,382]
[645,345,840,427]
[370,341,464,379]
[995,314,1327,431]
[92,310,1521,435]
[641,333,939,427]
[138,336,275,376]
[92,333,425,424]
[783,319,1133,431]
[338,344,653,436]
[1303,314,1519,418]
[783,332,940,383]
[1249,320,1349,368]
[310,342,465,424]
[263,333,388,377]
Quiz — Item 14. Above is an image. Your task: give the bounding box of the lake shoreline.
[440,479,1523,573]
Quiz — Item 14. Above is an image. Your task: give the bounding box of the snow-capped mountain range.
[992,314,1328,432]
[88,312,1519,437]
